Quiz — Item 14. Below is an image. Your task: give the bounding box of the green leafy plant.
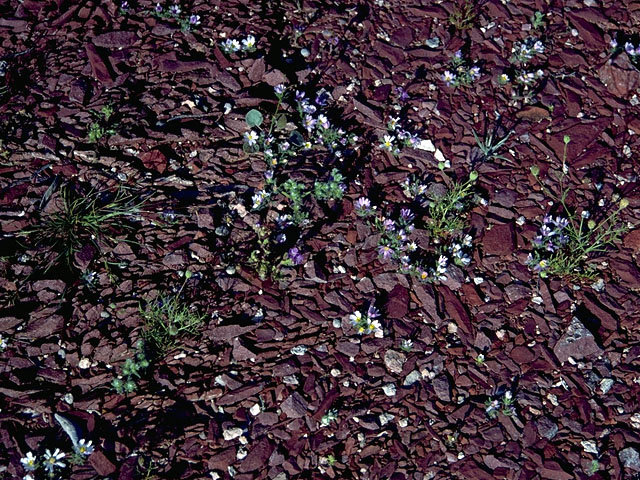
[320,409,339,427]
[531,11,545,30]
[87,105,116,143]
[528,136,630,280]
[141,271,206,356]
[281,179,310,226]
[426,171,478,240]
[448,0,476,30]
[22,185,145,271]
[472,127,513,162]
[314,168,346,202]
[112,340,150,394]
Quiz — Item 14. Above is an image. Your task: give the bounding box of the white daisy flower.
[43,448,65,472]
[20,452,37,471]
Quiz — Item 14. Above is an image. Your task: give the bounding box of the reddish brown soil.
[1,1,640,480]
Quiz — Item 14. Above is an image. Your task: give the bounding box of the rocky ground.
[1,0,640,479]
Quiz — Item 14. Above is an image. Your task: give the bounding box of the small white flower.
[243,130,258,146]
[43,448,65,472]
[504,390,512,401]
[380,135,394,151]
[20,452,37,471]
[349,311,362,324]
[370,320,384,338]
[75,439,94,456]
[388,116,400,130]
[230,39,241,52]
[0,334,7,350]
[242,35,256,50]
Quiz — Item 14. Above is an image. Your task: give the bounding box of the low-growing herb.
[528,136,630,280]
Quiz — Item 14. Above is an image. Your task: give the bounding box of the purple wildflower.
[610,38,618,49]
[302,103,317,114]
[378,245,394,259]
[553,216,569,229]
[395,86,409,101]
[169,4,180,15]
[382,218,395,231]
[533,40,544,54]
[540,225,554,237]
[295,90,306,101]
[625,42,635,55]
[274,84,286,95]
[400,208,414,222]
[288,247,304,265]
[189,14,201,25]
[303,114,316,132]
[367,305,381,319]
[121,1,129,11]
[545,240,556,252]
[155,3,162,13]
[354,197,371,212]
[315,90,330,106]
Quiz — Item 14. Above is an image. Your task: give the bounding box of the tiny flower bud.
[588,219,596,230]
[620,198,629,209]
[469,171,479,181]
[185,270,193,279]
[530,165,540,177]
[563,135,571,144]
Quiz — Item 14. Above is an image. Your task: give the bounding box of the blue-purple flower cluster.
[354,200,469,283]
[510,38,545,64]
[349,305,383,338]
[379,116,422,156]
[526,215,570,276]
[150,2,201,31]
[610,38,640,57]
[295,89,358,156]
[442,50,481,88]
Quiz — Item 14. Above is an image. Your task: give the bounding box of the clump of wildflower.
[287,247,304,265]
[526,214,570,277]
[349,305,384,338]
[400,339,413,352]
[485,390,516,419]
[443,50,481,88]
[510,38,545,64]
[378,115,422,156]
[120,1,130,12]
[0,334,7,350]
[221,35,256,54]
[251,190,270,210]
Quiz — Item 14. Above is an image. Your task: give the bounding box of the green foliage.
[448,0,476,30]
[23,185,144,271]
[245,109,264,128]
[281,179,309,226]
[531,11,545,30]
[87,105,116,143]
[472,127,512,162]
[320,409,339,427]
[141,271,206,356]
[426,171,478,240]
[314,168,345,201]
[112,340,149,394]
